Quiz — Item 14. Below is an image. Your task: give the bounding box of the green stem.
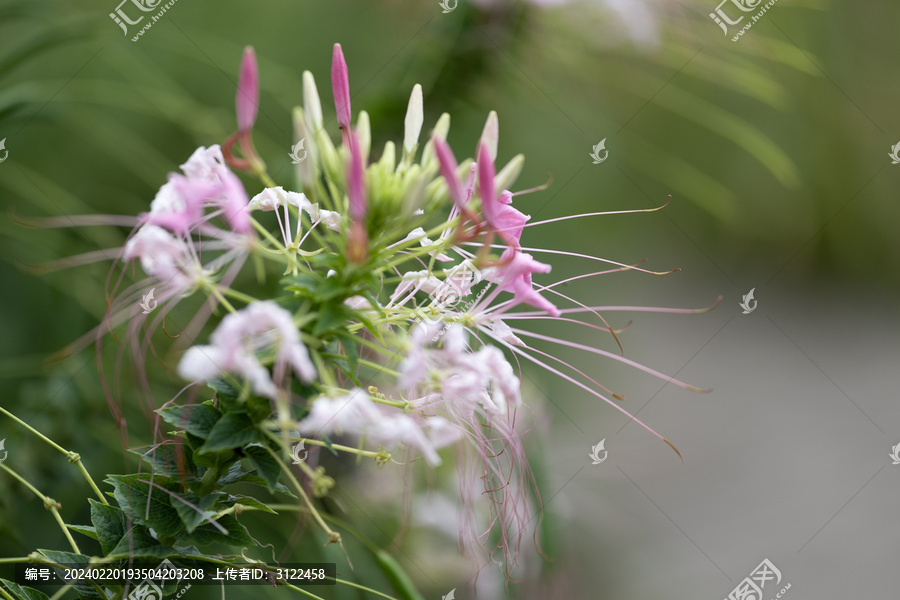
[220,287,261,305]
[47,584,74,600]
[0,584,16,600]
[261,446,341,547]
[0,463,80,553]
[0,406,107,505]
[327,577,401,600]
[283,583,326,600]
[356,358,401,378]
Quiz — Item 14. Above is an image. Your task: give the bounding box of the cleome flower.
[35,41,719,585]
[177,301,316,400]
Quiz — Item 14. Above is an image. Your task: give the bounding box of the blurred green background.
[1,0,898,598]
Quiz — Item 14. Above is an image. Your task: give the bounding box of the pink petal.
[236,46,259,132]
[477,142,496,215]
[331,43,352,129]
[219,170,252,234]
[434,137,465,208]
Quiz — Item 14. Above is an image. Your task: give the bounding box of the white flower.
[296,389,460,465]
[248,186,317,218]
[403,227,451,261]
[178,301,315,398]
[318,209,342,231]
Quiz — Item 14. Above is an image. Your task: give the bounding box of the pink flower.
[477,143,530,247]
[123,225,201,292]
[331,43,352,131]
[296,389,461,466]
[236,46,259,132]
[399,325,533,566]
[476,248,559,317]
[217,170,252,235]
[145,177,207,234]
[178,301,316,399]
[141,146,253,236]
[180,145,228,182]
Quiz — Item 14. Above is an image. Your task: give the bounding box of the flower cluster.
[54,43,716,576]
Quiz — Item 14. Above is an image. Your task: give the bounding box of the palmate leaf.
[36,550,103,600]
[105,475,185,540]
[89,499,127,556]
[187,515,254,547]
[171,492,224,534]
[107,525,174,559]
[158,403,222,439]
[129,443,199,481]
[198,412,266,454]
[243,444,282,494]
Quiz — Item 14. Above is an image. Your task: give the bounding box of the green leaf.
[243,444,281,493]
[187,515,254,547]
[0,578,49,600]
[36,551,101,599]
[172,493,224,534]
[158,403,222,439]
[232,473,296,498]
[207,378,240,405]
[65,524,98,541]
[129,443,199,481]
[107,524,174,559]
[215,462,250,486]
[106,475,185,539]
[186,433,234,468]
[198,412,264,454]
[89,499,126,556]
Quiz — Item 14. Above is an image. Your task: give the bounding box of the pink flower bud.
[434,137,465,208]
[331,43,352,130]
[236,46,259,132]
